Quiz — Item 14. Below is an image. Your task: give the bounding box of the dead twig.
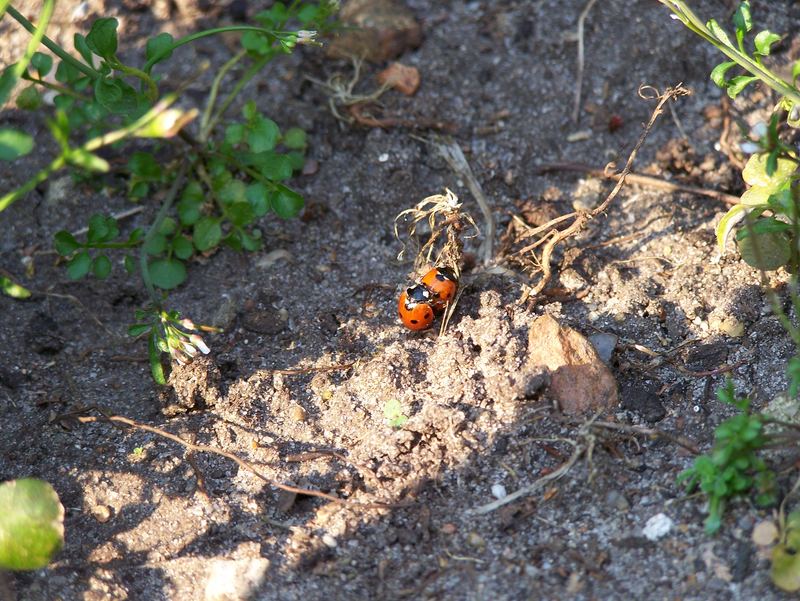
[68,408,406,511]
[518,84,691,305]
[572,0,599,123]
[536,162,740,206]
[270,361,356,376]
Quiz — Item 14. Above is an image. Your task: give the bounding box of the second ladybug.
[398,284,436,331]
[420,267,458,313]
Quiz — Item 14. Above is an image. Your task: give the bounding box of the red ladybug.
[420,267,458,313]
[398,284,436,331]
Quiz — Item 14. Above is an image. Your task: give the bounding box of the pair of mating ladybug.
[398,267,459,331]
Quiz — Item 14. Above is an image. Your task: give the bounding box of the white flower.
[296,30,317,44]
[189,334,210,355]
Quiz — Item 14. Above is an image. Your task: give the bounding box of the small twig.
[536,162,740,205]
[70,409,405,510]
[587,420,699,455]
[572,0,599,123]
[72,206,145,237]
[519,84,691,305]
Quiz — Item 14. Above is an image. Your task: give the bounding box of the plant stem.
[5,4,101,80]
[7,0,54,81]
[200,49,246,142]
[139,162,188,304]
[109,58,158,101]
[206,54,272,137]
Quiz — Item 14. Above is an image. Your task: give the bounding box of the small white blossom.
[189,334,210,355]
[296,30,317,44]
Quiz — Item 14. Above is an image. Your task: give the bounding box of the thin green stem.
[109,58,158,101]
[206,54,271,137]
[8,0,54,81]
[200,49,246,141]
[5,4,101,80]
[143,26,281,73]
[140,163,188,304]
[0,155,65,211]
[21,74,88,100]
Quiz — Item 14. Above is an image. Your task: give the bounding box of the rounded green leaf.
[218,179,247,205]
[30,52,53,77]
[247,117,280,153]
[282,127,307,150]
[16,86,42,111]
[86,17,119,59]
[92,254,112,279]
[148,258,186,290]
[0,478,64,571]
[128,151,161,179]
[737,230,791,271]
[0,128,34,161]
[143,233,167,255]
[271,186,304,219]
[246,182,270,216]
[145,32,174,66]
[742,153,796,189]
[193,217,222,251]
[158,217,177,236]
[225,123,245,145]
[54,231,80,255]
[171,236,193,260]
[67,251,92,279]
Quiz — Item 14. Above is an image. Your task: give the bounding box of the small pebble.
[289,404,307,422]
[491,484,507,499]
[642,513,673,541]
[440,523,457,535]
[92,504,112,523]
[322,534,338,548]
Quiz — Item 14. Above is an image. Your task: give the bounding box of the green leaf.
[241,151,293,180]
[171,236,194,260]
[707,19,733,48]
[241,31,271,55]
[128,323,152,337]
[271,185,304,219]
[54,231,80,255]
[193,217,222,251]
[178,199,201,225]
[0,66,18,106]
[143,233,167,255]
[16,86,42,110]
[128,151,162,179]
[247,116,280,152]
[710,61,736,88]
[246,182,270,216]
[383,399,408,428]
[716,204,751,252]
[158,217,177,236]
[742,153,797,189]
[0,276,31,299]
[225,123,245,145]
[240,230,262,251]
[30,52,53,77]
[148,258,187,289]
[0,478,64,570]
[92,254,112,279]
[737,229,791,270]
[282,127,307,149]
[94,77,138,115]
[145,32,174,67]
[243,100,258,122]
[148,331,166,384]
[0,128,33,160]
[732,1,752,48]
[218,179,247,205]
[54,59,82,85]
[754,31,781,56]
[66,251,92,279]
[124,254,136,274]
[793,60,800,83]
[726,75,759,99]
[85,17,119,60]
[73,33,94,66]
[87,214,118,244]
[227,202,255,227]
[181,180,205,202]
[68,148,110,172]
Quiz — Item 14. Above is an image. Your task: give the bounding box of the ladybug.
[398,284,436,331]
[420,267,458,313]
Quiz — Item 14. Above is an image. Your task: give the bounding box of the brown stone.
[526,315,618,414]
[377,62,420,95]
[327,0,422,63]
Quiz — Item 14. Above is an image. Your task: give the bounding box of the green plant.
[659,1,800,273]
[383,399,409,429]
[678,381,777,534]
[0,478,64,570]
[1,1,338,382]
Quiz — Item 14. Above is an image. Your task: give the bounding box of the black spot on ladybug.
[410,319,418,324]
[424,312,431,319]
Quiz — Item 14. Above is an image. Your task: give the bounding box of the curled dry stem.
[514,83,691,305]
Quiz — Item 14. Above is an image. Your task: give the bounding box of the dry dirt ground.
[4,0,800,599]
